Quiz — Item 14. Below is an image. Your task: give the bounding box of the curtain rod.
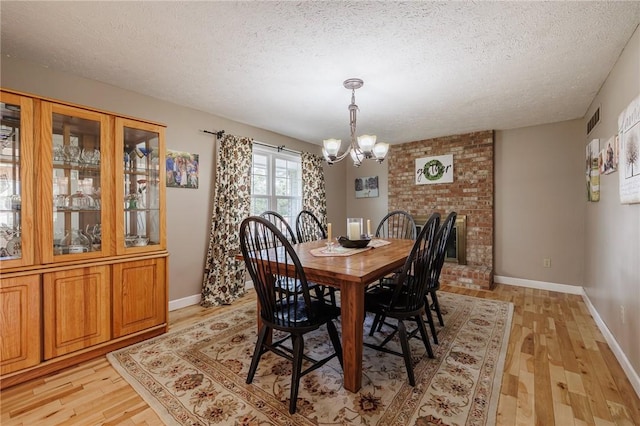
[253,141,301,155]
[201,130,300,155]
[201,129,226,138]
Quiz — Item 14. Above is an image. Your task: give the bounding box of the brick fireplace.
[388,130,494,290]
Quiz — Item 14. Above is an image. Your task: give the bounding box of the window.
[250,145,302,225]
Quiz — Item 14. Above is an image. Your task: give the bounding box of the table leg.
[340,282,365,392]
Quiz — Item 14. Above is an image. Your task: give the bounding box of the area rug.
[107,292,513,425]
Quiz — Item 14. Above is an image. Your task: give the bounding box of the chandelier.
[322,78,389,167]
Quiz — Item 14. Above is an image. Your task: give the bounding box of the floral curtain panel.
[301,152,327,227]
[201,134,253,306]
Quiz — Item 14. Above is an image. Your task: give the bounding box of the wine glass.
[63,145,80,164]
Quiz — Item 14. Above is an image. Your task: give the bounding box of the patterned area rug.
[108,292,512,425]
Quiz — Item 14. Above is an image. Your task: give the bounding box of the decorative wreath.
[423,159,445,181]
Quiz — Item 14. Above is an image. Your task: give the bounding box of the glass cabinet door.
[0,92,34,268]
[115,118,165,254]
[39,102,112,263]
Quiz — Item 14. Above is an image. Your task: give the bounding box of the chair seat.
[276,277,338,307]
[365,287,423,317]
[271,299,341,329]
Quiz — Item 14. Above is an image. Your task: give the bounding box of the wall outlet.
[543,258,551,268]
[621,305,626,324]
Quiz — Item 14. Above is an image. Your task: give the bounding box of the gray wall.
[495,120,585,285]
[582,26,640,374]
[346,158,389,237]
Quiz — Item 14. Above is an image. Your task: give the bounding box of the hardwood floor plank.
[5,384,81,417]
[554,400,577,426]
[593,417,617,426]
[516,367,535,424]
[569,391,595,424]
[533,323,555,425]
[505,323,524,376]
[566,370,588,395]
[549,363,572,405]
[102,398,150,424]
[497,393,518,425]
[6,399,64,426]
[555,317,582,375]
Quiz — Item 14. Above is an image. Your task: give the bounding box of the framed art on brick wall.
[415,154,454,185]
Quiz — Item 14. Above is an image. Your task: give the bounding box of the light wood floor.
[1,284,639,425]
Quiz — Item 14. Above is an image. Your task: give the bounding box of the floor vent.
[587,107,600,135]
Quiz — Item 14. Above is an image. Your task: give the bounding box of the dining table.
[253,237,415,393]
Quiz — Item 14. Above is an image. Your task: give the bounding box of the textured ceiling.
[1,1,639,145]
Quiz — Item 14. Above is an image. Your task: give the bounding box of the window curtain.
[201,134,253,307]
[301,152,327,226]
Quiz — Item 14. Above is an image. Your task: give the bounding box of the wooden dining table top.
[290,238,415,288]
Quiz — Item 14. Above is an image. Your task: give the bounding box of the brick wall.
[388,130,494,289]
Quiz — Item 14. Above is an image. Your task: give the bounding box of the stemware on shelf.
[63,145,80,164]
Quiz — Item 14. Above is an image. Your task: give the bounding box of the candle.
[348,222,361,240]
[327,223,332,241]
[367,219,371,236]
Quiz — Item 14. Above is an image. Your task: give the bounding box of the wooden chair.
[239,216,343,414]
[367,210,422,335]
[295,209,327,243]
[369,211,440,337]
[294,209,337,306]
[363,212,439,386]
[259,210,297,244]
[375,210,417,240]
[426,211,457,331]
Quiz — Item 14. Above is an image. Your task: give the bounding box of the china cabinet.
[0,89,168,388]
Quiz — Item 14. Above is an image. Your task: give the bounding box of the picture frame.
[355,176,379,198]
[166,150,199,189]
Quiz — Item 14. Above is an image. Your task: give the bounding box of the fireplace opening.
[412,214,467,265]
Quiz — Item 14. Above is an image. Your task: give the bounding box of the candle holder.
[324,241,335,253]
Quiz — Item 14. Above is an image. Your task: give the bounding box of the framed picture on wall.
[586,139,600,202]
[355,176,379,198]
[166,149,199,189]
[618,94,640,204]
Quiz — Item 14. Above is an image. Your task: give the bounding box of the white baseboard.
[580,289,640,399]
[168,281,253,312]
[495,275,640,399]
[493,275,583,294]
[168,294,202,311]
